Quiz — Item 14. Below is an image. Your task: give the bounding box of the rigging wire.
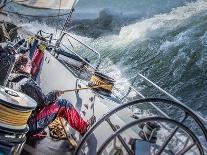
[55,0,62,37]
[59,0,79,37]
[59,8,74,37]
[67,35,75,50]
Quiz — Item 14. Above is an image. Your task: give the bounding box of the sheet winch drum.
[0,86,37,132]
[89,71,115,95]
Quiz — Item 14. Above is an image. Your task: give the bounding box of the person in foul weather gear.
[7,54,96,136]
[31,43,45,80]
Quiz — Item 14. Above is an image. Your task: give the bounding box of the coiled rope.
[48,117,67,140]
[90,75,114,92]
[0,104,32,126]
[48,117,77,148]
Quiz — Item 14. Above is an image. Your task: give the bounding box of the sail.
[13,0,77,10]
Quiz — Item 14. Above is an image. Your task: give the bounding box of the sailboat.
[0,0,207,155]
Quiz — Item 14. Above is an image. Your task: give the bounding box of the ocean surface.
[75,0,207,120]
[4,0,207,119]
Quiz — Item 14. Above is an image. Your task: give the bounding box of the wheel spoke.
[156,114,188,155]
[176,143,195,155]
[106,118,133,155]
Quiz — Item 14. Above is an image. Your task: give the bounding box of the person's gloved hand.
[45,90,64,105]
[53,90,64,97]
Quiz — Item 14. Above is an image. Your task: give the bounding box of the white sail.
[14,0,77,10]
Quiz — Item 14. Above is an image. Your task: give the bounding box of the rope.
[59,117,77,147]
[48,117,67,140]
[0,104,32,126]
[62,84,113,93]
[62,72,115,93]
[48,117,77,147]
[90,75,114,91]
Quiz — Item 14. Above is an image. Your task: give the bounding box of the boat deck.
[21,128,74,155]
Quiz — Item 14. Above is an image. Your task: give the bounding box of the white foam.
[201,31,207,47]
[98,58,140,99]
[118,0,207,44]
[19,21,92,44]
[160,29,191,53]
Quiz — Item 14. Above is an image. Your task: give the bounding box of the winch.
[89,71,115,96]
[0,86,36,154]
[0,86,36,132]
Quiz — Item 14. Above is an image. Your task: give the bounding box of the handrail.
[56,32,101,70]
[59,43,96,70]
[121,72,207,124]
[129,86,170,118]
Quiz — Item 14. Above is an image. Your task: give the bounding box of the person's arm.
[44,90,63,105]
[20,78,63,107]
[20,78,46,108]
